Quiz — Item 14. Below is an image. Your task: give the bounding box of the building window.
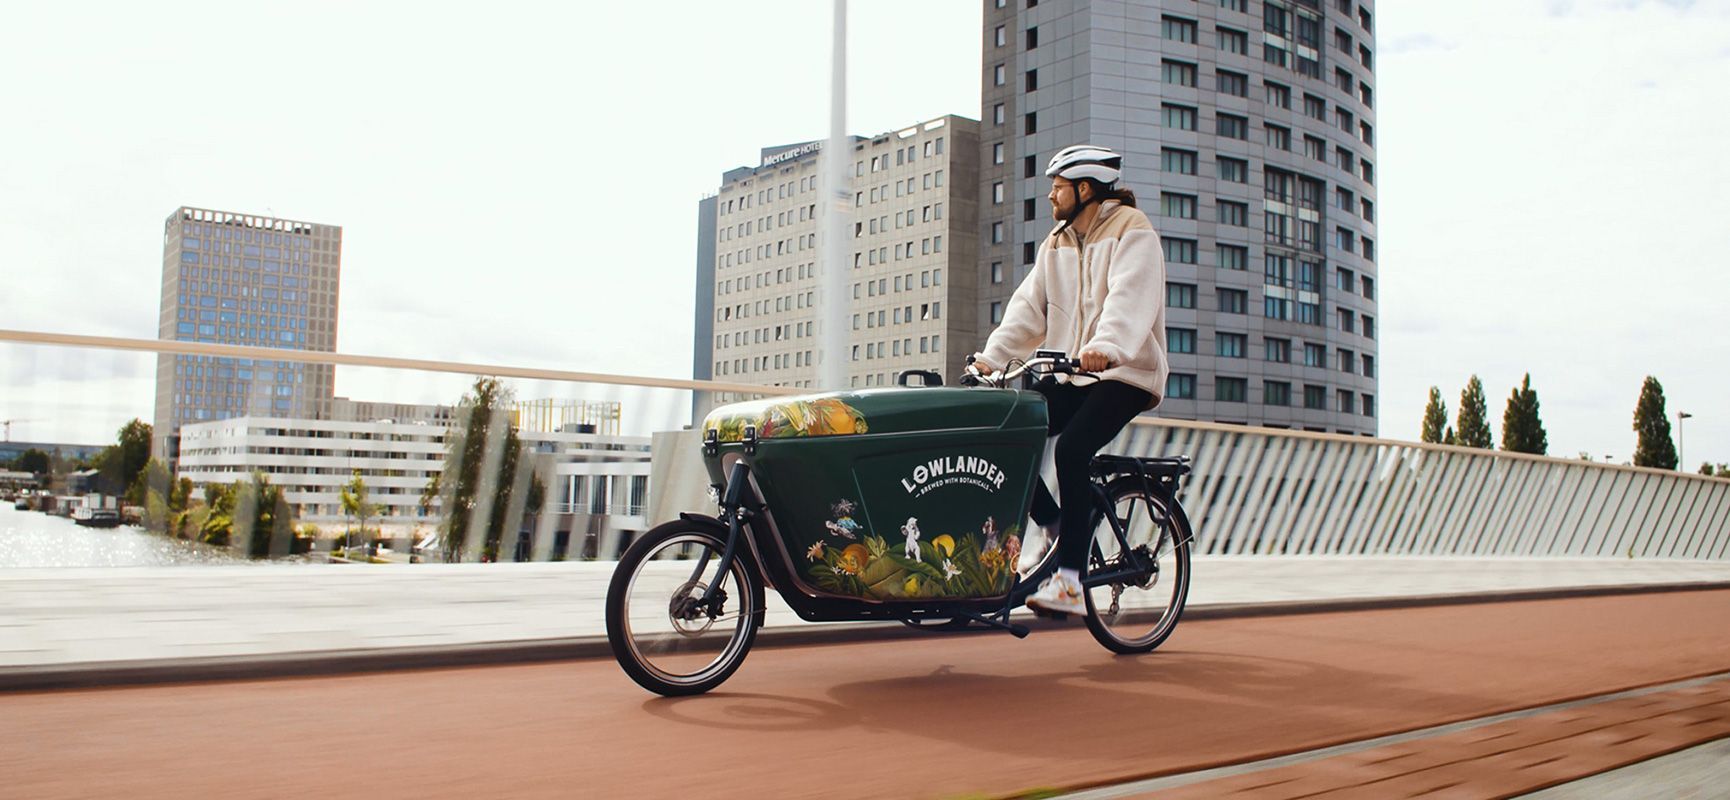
[1161,192,1197,219]
[1162,147,1198,175]
[1218,244,1248,270]
[1217,69,1248,97]
[1217,156,1248,183]
[1167,327,1197,354]
[1162,15,1197,43]
[1265,80,1291,109]
[1025,112,1037,134]
[1167,373,1197,399]
[992,182,1004,204]
[1026,69,1039,91]
[1167,282,1197,309]
[991,261,1003,284]
[991,222,1004,243]
[1361,276,1375,300]
[1339,349,1355,373]
[1217,332,1247,358]
[1362,354,1376,378]
[1162,238,1198,264]
[1303,343,1325,367]
[993,143,1004,164]
[1162,103,1198,131]
[1218,201,1248,226]
[1266,123,1291,150]
[1217,26,1248,54]
[990,301,1004,324]
[1363,315,1375,339]
[994,103,1005,125]
[1162,59,1198,87]
[1265,337,1291,363]
[1216,377,1248,402]
[994,64,1006,86]
[995,25,1005,47]
[1338,307,1356,333]
[1026,26,1038,49]
[1220,0,1247,10]
[1304,384,1327,410]
[1336,267,1355,292]
[1337,389,1356,414]
[1217,113,1248,140]
[1264,381,1291,406]
[1218,288,1248,314]
[1024,197,1036,221]
[1023,241,1036,264]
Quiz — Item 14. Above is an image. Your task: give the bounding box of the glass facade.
[154,208,341,457]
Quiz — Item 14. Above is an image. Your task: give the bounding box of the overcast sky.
[2,0,1726,466]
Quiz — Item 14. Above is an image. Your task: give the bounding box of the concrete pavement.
[3,556,1730,688]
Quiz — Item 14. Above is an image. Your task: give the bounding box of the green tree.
[423,377,529,563]
[339,470,377,551]
[1420,387,1448,444]
[14,448,50,475]
[1443,426,1456,446]
[1500,374,1548,455]
[1454,376,1493,449]
[137,459,172,531]
[91,419,152,500]
[1632,376,1677,469]
[233,472,296,558]
[200,483,235,546]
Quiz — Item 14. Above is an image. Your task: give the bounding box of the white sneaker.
[1017,524,1054,574]
[1026,571,1085,616]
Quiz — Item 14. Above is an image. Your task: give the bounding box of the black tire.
[1082,478,1192,654]
[605,519,763,696]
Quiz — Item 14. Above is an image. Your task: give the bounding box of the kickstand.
[958,609,1030,639]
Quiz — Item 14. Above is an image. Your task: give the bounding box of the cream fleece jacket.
[976,201,1169,408]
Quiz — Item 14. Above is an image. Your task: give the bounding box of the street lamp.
[1679,412,1693,470]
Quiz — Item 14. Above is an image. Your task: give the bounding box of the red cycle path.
[3,590,1728,800]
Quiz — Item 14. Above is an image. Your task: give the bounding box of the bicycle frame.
[688,451,1190,634]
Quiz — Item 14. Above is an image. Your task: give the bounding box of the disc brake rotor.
[667,581,721,636]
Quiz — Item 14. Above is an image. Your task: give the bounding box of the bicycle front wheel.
[1083,478,1192,654]
[605,520,763,696]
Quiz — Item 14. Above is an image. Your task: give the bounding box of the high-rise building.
[700,115,981,393]
[980,0,1379,434]
[153,207,343,460]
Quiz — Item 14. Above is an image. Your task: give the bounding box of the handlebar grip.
[959,374,982,387]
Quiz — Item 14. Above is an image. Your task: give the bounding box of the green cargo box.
[702,387,1048,603]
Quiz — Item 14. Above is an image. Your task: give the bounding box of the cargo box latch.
[702,428,719,457]
[741,424,758,455]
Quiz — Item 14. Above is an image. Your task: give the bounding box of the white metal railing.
[1106,421,1730,560]
[6,328,1727,563]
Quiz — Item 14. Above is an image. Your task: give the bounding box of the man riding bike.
[969,144,1170,616]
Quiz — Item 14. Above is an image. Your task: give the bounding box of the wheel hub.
[667,581,727,636]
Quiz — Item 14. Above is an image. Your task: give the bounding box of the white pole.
[820,0,850,391]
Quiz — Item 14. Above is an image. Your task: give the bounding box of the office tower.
[700,115,981,392]
[153,207,341,460]
[980,0,1379,433]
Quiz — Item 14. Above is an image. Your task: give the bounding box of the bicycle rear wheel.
[1083,477,1191,654]
[605,520,763,696]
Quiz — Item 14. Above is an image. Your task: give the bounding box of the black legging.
[1028,377,1153,571]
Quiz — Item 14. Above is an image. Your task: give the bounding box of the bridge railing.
[4,328,1726,566]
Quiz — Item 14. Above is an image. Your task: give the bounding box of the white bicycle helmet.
[1044,144,1122,185]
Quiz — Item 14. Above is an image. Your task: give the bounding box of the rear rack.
[1090,454,1191,487]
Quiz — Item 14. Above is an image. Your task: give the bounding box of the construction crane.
[2,419,39,443]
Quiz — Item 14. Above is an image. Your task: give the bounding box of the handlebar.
[960,355,1089,388]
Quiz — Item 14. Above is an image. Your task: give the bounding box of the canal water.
[0,502,244,567]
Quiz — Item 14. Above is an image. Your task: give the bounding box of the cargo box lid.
[702,388,1042,443]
